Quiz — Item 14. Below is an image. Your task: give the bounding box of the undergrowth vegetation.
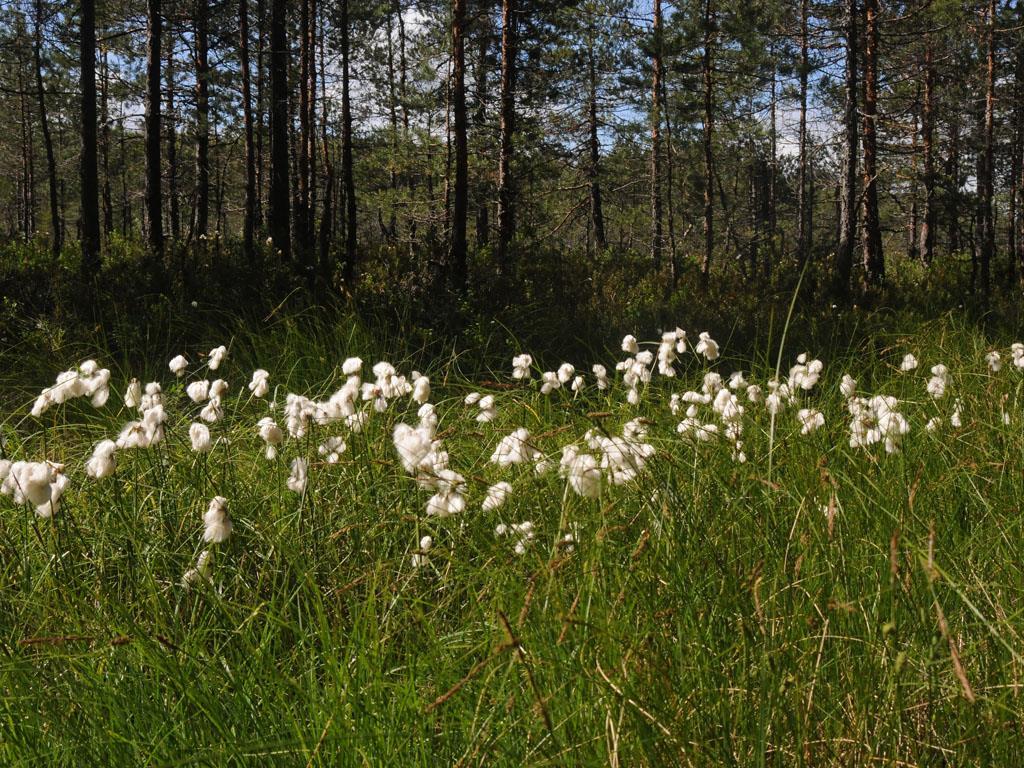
[0,301,1022,765]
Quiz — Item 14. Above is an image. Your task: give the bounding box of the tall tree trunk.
[296,0,312,260]
[588,45,606,253]
[474,28,489,250]
[80,0,101,279]
[861,0,884,285]
[34,0,61,258]
[977,0,995,302]
[166,31,180,241]
[340,0,357,282]
[1014,7,1024,283]
[919,32,936,264]
[317,1,334,285]
[661,67,678,283]
[17,63,35,240]
[450,0,469,293]
[796,0,809,266]
[650,0,663,271]
[700,0,715,283]
[268,0,291,258]
[834,0,858,297]
[495,0,517,277]
[255,0,266,228]
[307,0,318,237]
[240,0,256,262]
[946,112,961,254]
[385,5,399,239]
[767,54,777,276]
[194,0,210,239]
[145,0,163,257]
[100,47,113,239]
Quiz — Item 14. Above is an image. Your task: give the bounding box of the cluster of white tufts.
[0,459,67,518]
[495,521,535,555]
[10,329,1024,594]
[490,428,546,473]
[465,392,497,422]
[31,360,111,417]
[848,395,910,453]
[512,354,532,380]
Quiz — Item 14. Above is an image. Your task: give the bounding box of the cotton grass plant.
[0,311,1021,765]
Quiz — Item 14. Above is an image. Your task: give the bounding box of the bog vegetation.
[1,309,1023,764]
[2,0,1024,764]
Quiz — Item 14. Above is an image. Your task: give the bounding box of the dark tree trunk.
[241,0,256,262]
[145,0,164,257]
[946,113,961,254]
[268,0,291,258]
[919,32,936,264]
[661,67,678,283]
[835,0,858,297]
[861,0,884,285]
[166,31,180,241]
[650,0,663,271]
[588,46,606,253]
[796,0,809,266]
[385,5,399,240]
[317,2,334,285]
[1014,7,1024,283]
[450,0,469,293]
[700,0,715,284]
[474,28,489,250]
[976,0,995,302]
[100,48,113,239]
[17,64,35,240]
[194,0,210,239]
[296,0,312,261]
[340,0,357,283]
[34,0,60,258]
[495,0,517,277]
[80,0,101,279]
[255,0,266,228]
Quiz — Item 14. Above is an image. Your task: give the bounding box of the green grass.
[0,309,1022,766]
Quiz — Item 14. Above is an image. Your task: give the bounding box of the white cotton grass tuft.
[926,364,948,399]
[248,369,270,398]
[476,395,497,423]
[257,417,284,459]
[482,481,512,512]
[287,458,309,494]
[208,345,228,371]
[1,460,68,518]
[411,535,433,568]
[169,355,188,377]
[495,521,535,555]
[124,379,142,409]
[512,354,533,380]
[797,408,825,435]
[187,380,211,403]
[190,422,213,453]
[342,357,363,376]
[202,496,231,543]
[490,428,541,467]
[412,376,431,405]
[985,350,1002,373]
[85,439,117,479]
[695,332,719,361]
[318,436,346,463]
[183,550,213,588]
[30,361,111,416]
[425,469,466,517]
[899,353,918,372]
